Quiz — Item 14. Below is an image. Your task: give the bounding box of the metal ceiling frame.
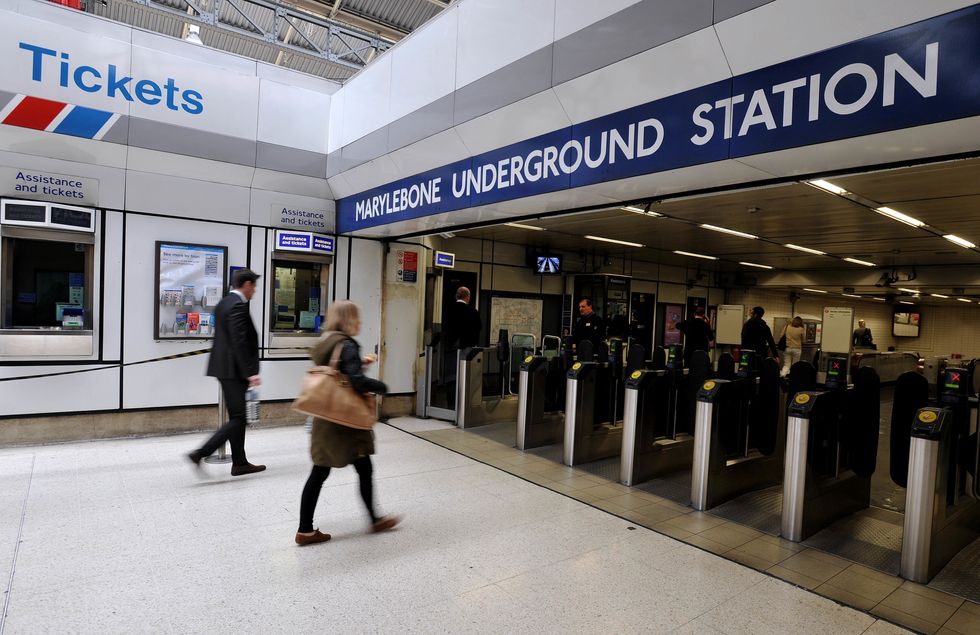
[90,0,392,70]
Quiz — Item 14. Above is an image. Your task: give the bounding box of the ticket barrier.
[900,367,980,583]
[620,349,710,486]
[517,354,565,450]
[563,342,637,467]
[781,358,881,542]
[456,345,519,428]
[691,351,783,510]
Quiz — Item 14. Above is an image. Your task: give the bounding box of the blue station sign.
[434,251,455,268]
[337,5,980,234]
[275,230,334,254]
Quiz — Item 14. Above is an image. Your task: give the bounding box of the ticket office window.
[271,256,329,333]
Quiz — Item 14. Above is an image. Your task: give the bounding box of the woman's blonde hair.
[791,316,804,328]
[325,300,360,336]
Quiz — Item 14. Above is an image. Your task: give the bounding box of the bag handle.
[328,338,344,370]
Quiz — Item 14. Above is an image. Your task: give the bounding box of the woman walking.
[295,300,400,546]
[781,316,806,377]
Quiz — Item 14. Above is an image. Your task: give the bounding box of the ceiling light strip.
[585,235,644,248]
[875,207,925,227]
[504,222,545,231]
[843,257,876,267]
[803,288,828,294]
[944,234,977,249]
[785,244,827,256]
[699,224,758,240]
[808,179,847,195]
[673,250,717,260]
[739,261,773,270]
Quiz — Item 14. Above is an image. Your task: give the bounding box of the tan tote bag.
[292,338,377,430]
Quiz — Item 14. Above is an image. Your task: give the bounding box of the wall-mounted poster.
[663,304,684,347]
[155,242,228,339]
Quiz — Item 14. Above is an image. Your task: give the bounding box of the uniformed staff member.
[572,297,605,352]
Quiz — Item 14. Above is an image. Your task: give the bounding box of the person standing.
[442,287,482,408]
[572,297,605,354]
[295,300,400,545]
[675,306,714,366]
[741,306,780,365]
[852,319,874,348]
[781,316,807,376]
[187,268,266,476]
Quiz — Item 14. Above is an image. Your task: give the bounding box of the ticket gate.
[901,367,980,583]
[456,345,519,428]
[517,355,565,450]
[781,358,881,541]
[563,343,641,466]
[620,350,710,486]
[691,351,784,511]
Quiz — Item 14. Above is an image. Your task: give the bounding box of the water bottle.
[246,389,260,426]
[304,415,314,434]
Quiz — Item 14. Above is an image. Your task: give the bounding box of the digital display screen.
[50,206,93,229]
[827,359,844,377]
[3,203,46,223]
[535,256,561,274]
[945,370,962,390]
[739,351,751,367]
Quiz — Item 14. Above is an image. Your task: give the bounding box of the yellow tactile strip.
[415,426,980,635]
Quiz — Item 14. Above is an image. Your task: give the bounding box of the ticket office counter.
[266,235,333,357]
[0,199,99,359]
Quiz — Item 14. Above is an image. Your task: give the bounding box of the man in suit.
[675,306,714,367]
[442,287,482,408]
[188,268,266,476]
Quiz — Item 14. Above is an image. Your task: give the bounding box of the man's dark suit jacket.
[206,292,259,379]
[444,300,482,350]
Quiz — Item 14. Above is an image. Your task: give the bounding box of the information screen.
[944,370,962,391]
[3,203,46,223]
[535,256,561,274]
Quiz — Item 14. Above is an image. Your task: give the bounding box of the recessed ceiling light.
[875,207,925,227]
[897,288,918,294]
[622,205,662,217]
[803,288,828,294]
[957,298,972,303]
[699,224,758,239]
[504,222,545,231]
[944,234,976,249]
[843,257,876,267]
[585,235,644,248]
[931,293,949,299]
[808,179,847,195]
[842,293,862,298]
[785,244,827,256]
[673,250,718,260]
[739,261,774,270]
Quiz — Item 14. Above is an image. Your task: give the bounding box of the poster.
[155,242,228,339]
[395,249,418,283]
[664,304,684,346]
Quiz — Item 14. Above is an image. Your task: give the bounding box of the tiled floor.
[0,419,922,634]
[402,418,980,635]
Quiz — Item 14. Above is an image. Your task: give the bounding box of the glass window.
[2,237,93,330]
[271,259,326,333]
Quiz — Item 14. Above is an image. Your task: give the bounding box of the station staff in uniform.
[573,297,605,354]
[187,268,266,476]
[741,306,780,365]
[443,286,482,408]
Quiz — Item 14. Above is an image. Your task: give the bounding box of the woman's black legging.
[298,456,378,533]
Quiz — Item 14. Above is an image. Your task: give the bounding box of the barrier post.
[204,386,232,464]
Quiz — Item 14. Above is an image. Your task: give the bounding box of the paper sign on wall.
[395,250,418,283]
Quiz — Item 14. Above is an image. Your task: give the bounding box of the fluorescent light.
[958,298,972,303]
[875,207,924,227]
[699,224,758,239]
[585,235,644,248]
[504,222,545,231]
[803,288,828,294]
[843,257,876,267]
[897,288,919,294]
[622,205,662,217]
[673,250,717,261]
[874,297,886,301]
[785,244,827,256]
[808,179,847,195]
[899,301,914,305]
[842,294,862,298]
[944,234,976,249]
[931,293,949,299]
[739,261,773,270]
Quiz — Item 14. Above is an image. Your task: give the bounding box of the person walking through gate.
[442,286,482,408]
[295,300,400,545]
[741,306,781,365]
[674,306,714,366]
[572,297,605,354]
[781,316,806,377]
[187,268,266,476]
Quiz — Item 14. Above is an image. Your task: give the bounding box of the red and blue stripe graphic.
[0,95,119,140]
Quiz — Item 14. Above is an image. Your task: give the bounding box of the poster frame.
[154,240,229,341]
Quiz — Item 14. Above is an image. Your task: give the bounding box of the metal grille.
[803,508,903,574]
[929,537,980,604]
[708,486,783,535]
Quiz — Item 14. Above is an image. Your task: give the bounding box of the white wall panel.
[387,128,471,177]
[0,367,119,416]
[123,354,215,409]
[256,79,331,154]
[327,90,345,155]
[102,209,124,360]
[347,239,383,379]
[255,61,341,95]
[552,27,731,123]
[382,244,423,393]
[388,6,459,121]
[340,54,392,146]
[257,359,313,400]
[333,236,351,300]
[455,89,571,156]
[326,171,355,199]
[126,147,254,187]
[248,188,334,230]
[0,6,132,116]
[251,169,332,200]
[339,155,401,198]
[554,0,641,39]
[130,29,256,74]
[0,146,126,210]
[715,0,976,74]
[125,171,251,224]
[455,0,557,89]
